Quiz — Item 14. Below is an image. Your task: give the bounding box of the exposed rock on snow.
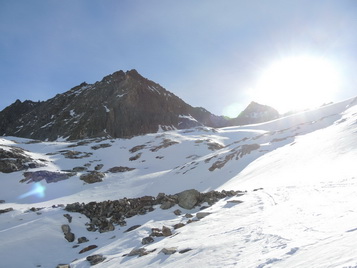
[107,166,135,173]
[0,208,13,214]
[77,236,89,244]
[64,190,241,233]
[61,224,75,242]
[160,247,177,255]
[177,189,200,209]
[79,171,105,184]
[196,212,211,219]
[0,146,44,173]
[162,226,173,237]
[86,254,105,265]
[209,144,260,171]
[79,245,98,254]
[141,236,154,245]
[21,170,74,184]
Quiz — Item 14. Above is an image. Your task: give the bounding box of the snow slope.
[0,97,357,267]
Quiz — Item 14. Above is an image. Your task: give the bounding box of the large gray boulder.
[177,189,201,209]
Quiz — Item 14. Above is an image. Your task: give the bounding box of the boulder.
[78,237,89,244]
[107,166,135,173]
[142,236,154,245]
[80,171,105,184]
[162,226,172,237]
[160,247,177,255]
[177,189,201,209]
[196,212,211,220]
[79,245,98,254]
[86,254,105,266]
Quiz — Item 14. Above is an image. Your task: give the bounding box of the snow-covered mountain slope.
[0,97,356,267]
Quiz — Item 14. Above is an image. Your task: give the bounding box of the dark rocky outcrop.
[65,189,243,233]
[0,70,227,141]
[0,146,44,173]
[80,171,105,184]
[231,101,279,125]
[79,245,98,254]
[86,254,105,265]
[21,170,74,183]
[61,224,75,242]
[0,70,279,141]
[0,208,14,214]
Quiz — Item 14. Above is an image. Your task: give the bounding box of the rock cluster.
[20,170,74,183]
[0,146,45,173]
[65,189,241,233]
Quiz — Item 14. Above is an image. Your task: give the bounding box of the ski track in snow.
[0,97,357,267]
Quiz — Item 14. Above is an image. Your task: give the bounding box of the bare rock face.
[231,101,279,125]
[0,70,228,141]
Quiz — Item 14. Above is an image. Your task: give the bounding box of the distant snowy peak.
[231,101,280,125]
[0,69,227,141]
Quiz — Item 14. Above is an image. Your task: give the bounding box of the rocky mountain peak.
[0,70,227,141]
[230,101,280,125]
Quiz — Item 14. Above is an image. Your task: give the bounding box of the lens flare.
[18,182,46,199]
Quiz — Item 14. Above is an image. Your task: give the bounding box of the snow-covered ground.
[1,97,357,267]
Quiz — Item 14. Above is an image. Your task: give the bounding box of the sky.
[0,0,357,117]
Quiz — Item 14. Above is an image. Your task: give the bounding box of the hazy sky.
[1,0,356,117]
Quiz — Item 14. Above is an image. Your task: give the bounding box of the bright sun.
[250,55,341,113]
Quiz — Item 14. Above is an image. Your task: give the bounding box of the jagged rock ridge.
[0,69,279,141]
[0,70,228,141]
[231,101,279,125]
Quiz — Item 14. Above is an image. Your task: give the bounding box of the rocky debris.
[142,236,154,245]
[177,189,200,209]
[61,224,75,242]
[173,223,185,229]
[124,225,141,233]
[129,153,142,161]
[185,213,193,218]
[0,146,44,173]
[65,190,243,233]
[160,247,177,255]
[63,214,72,223]
[207,142,225,151]
[72,166,87,172]
[94,164,104,171]
[79,245,98,254]
[0,208,13,214]
[129,145,146,153]
[150,139,179,152]
[78,237,89,244]
[107,166,135,173]
[173,209,182,215]
[80,171,105,184]
[0,200,5,204]
[179,248,192,254]
[227,200,243,204]
[86,254,105,266]
[91,143,112,150]
[162,226,172,237]
[209,144,260,171]
[61,150,92,159]
[196,212,211,220]
[127,248,149,257]
[56,264,70,268]
[150,228,164,237]
[20,171,74,184]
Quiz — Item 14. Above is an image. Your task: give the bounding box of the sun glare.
[250,55,341,113]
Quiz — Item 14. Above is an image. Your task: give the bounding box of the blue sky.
[1,0,357,117]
